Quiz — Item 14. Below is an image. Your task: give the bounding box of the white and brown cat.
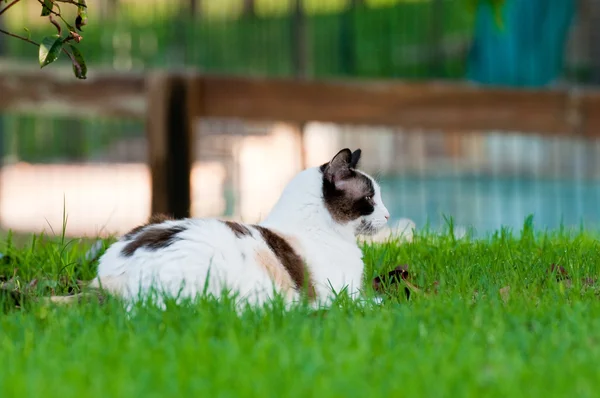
[88,148,390,308]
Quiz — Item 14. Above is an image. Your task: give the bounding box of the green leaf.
[68,44,87,80]
[23,27,31,40]
[39,35,63,68]
[41,0,53,16]
[75,0,87,31]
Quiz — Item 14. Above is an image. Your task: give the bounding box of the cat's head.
[320,148,390,236]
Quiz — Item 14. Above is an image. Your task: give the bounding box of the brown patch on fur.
[121,225,186,257]
[253,225,316,300]
[223,221,251,238]
[122,213,175,240]
[284,235,303,254]
[254,249,296,295]
[122,225,145,240]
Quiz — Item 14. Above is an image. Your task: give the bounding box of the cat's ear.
[323,148,352,183]
[329,148,352,169]
[349,149,361,169]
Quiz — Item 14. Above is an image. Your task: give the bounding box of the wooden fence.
[1,66,600,219]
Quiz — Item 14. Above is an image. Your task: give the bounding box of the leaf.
[548,264,570,282]
[75,0,87,31]
[39,35,63,68]
[372,265,413,300]
[68,44,87,79]
[41,0,53,16]
[23,27,31,40]
[499,286,510,303]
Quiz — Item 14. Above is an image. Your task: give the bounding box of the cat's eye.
[365,196,372,201]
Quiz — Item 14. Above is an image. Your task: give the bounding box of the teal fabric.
[467,0,575,87]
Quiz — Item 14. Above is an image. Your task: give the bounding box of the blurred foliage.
[468,0,506,26]
[3,1,478,163]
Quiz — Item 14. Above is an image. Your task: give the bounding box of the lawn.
[1,217,599,397]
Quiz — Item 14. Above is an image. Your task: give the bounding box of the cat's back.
[97,218,240,273]
[93,217,308,304]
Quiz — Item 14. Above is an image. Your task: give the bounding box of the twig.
[0,0,21,17]
[49,14,62,36]
[0,28,39,46]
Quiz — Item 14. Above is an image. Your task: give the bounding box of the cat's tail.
[46,290,103,305]
[45,274,127,305]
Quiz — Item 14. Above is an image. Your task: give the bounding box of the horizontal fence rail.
[193,76,600,137]
[0,65,146,119]
[1,66,600,221]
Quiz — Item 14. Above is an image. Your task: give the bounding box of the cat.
[89,148,390,309]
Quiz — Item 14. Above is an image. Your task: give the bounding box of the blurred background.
[0,0,599,238]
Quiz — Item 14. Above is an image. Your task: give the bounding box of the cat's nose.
[384,212,390,220]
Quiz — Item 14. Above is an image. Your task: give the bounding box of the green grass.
[1,217,600,397]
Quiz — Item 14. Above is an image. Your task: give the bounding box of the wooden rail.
[0,67,146,119]
[1,67,600,219]
[191,75,600,137]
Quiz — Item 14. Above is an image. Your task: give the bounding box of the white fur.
[91,164,390,310]
[361,218,416,244]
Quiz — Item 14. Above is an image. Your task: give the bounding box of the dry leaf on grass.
[499,286,510,303]
[372,265,438,300]
[372,265,411,300]
[547,264,597,290]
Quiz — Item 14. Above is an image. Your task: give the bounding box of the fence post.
[146,72,194,219]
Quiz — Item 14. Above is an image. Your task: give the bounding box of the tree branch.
[0,27,80,75]
[0,28,39,46]
[0,0,22,17]
[49,14,62,36]
[0,0,87,79]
